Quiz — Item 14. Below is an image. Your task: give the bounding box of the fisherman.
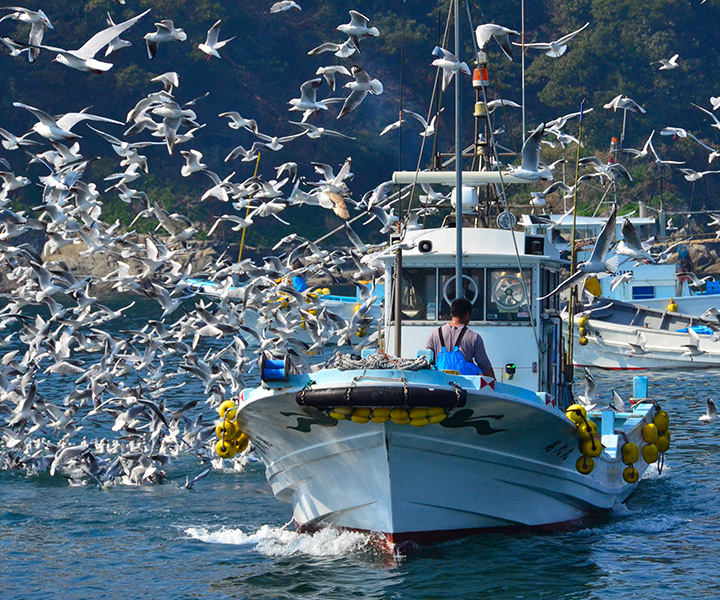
[291,261,307,292]
[426,297,496,378]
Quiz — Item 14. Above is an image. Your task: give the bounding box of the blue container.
[705,280,720,295]
[633,375,648,399]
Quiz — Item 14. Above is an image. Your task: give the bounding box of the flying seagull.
[198,20,235,59]
[337,65,383,119]
[22,8,150,72]
[431,46,470,91]
[509,123,552,180]
[603,94,646,114]
[656,53,679,70]
[0,6,53,62]
[513,22,589,58]
[538,204,619,300]
[475,23,520,61]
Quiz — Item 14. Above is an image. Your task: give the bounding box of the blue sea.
[2,301,720,600]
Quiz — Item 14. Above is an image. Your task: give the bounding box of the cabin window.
[632,285,655,300]
[397,268,436,320]
[438,268,485,321]
[541,268,560,311]
[486,269,532,321]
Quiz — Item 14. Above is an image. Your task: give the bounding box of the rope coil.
[333,352,430,372]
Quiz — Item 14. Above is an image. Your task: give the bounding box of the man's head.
[450,297,473,324]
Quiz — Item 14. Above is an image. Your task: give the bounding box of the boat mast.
[454,0,463,300]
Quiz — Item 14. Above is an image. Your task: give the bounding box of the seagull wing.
[621,218,644,251]
[12,102,57,127]
[588,204,617,264]
[556,22,590,44]
[520,123,545,171]
[536,269,587,300]
[337,88,368,119]
[204,20,222,46]
[76,8,150,58]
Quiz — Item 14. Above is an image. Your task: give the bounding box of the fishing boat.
[520,212,720,315]
[566,298,720,369]
[215,8,671,550]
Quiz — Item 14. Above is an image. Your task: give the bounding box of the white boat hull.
[566,315,720,370]
[237,369,654,545]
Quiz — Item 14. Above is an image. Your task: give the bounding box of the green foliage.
[3,0,720,243]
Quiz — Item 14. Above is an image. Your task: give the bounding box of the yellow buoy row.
[214,400,249,459]
[577,316,590,346]
[566,404,602,474]
[639,409,671,466]
[621,408,671,483]
[329,406,448,426]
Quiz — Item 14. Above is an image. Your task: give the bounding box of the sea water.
[2,301,720,599]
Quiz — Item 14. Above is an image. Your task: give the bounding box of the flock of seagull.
[0,4,718,485]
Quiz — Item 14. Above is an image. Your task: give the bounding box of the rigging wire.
[465,0,542,355]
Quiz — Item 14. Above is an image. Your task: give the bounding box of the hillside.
[2,0,720,248]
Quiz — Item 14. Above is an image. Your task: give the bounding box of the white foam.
[186,524,370,556]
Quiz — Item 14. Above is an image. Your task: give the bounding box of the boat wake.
[186,524,371,556]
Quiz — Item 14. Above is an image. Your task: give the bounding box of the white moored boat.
[566,299,720,370]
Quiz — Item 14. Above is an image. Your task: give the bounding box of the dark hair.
[450,297,472,318]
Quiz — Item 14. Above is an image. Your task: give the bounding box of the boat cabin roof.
[398,227,563,264]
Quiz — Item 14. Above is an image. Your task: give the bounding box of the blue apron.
[435,326,482,375]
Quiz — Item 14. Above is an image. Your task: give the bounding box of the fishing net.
[332,352,430,371]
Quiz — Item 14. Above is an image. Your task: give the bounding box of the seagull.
[660,126,689,138]
[577,368,597,410]
[307,37,358,58]
[656,53,679,70]
[23,9,150,73]
[185,467,211,489]
[218,112,257,132]
[609,390,626,412]
[13,103,123,141]
[0,6,53,62]
[144,20,187,60]
[538,204,619,300]
[104,13,133,56]
[691,102,720,130]
[288,78,328,113]
[626,331,651,357]
[151,71,180,93]
[431,46,470,91]
[623,130,684,165]
[681,328,706,361]
[270,1,302,12]
[508,123,552,180]
[0,35,30,58]
[402,108,444,137]
[379,118,404,136]
[699,398,717,424]
[579,156,633,182]
[198,20,235,59]
[486,99,522,114]
[514,22,589,58]
[315,65,351,91]
[678,168,720,182]
[475,23,520,61]
[336,10,379,49]
[337,65,383,119]
[610,271,634,291]
[180,149,207,177]
[288,121,355,140]
[616,218,656,263]
[603,94,646,114]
